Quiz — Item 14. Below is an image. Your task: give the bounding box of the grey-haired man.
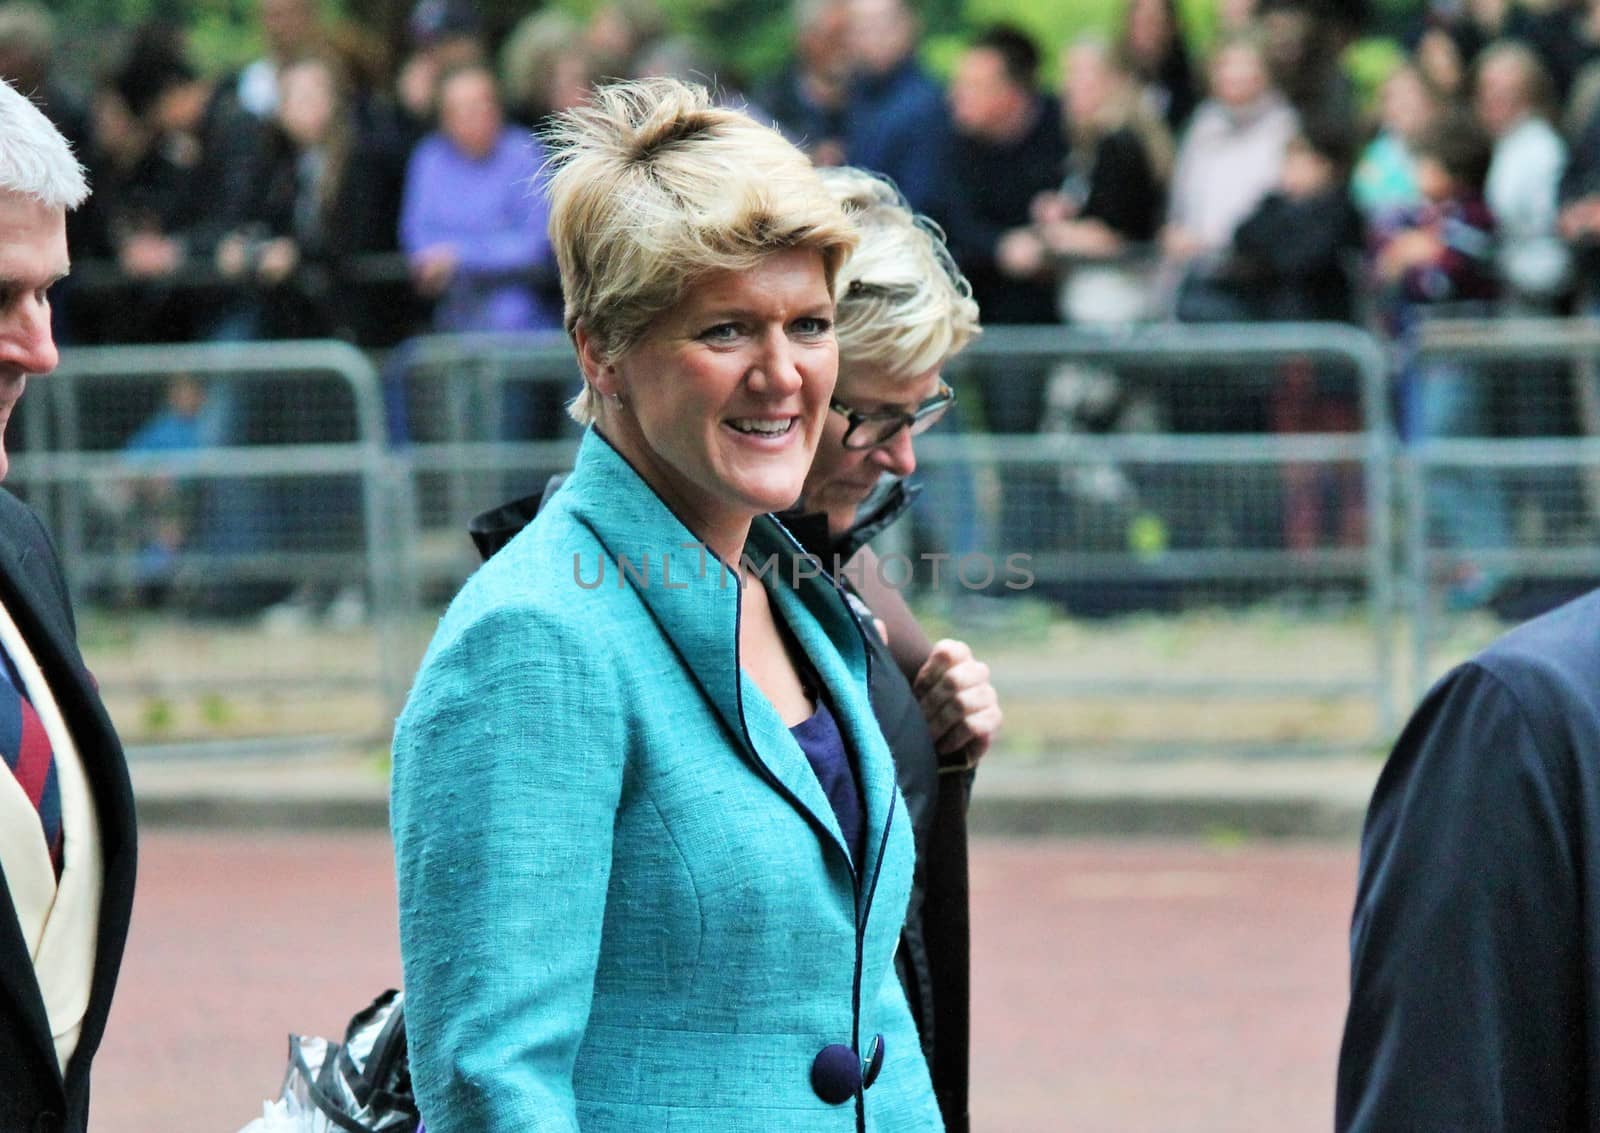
[0,77,136,1133]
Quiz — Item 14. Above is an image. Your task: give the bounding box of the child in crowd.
[1371,112,1499,427]
[1371,111,1506,607]
[1352,63,1438,221]
[1215,118,1367,550]
[1214,117,1364,323]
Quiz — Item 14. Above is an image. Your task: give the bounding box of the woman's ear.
[573,320,620,399]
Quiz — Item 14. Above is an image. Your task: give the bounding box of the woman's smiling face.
[590,246,839,556]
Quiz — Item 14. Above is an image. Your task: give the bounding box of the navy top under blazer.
[391,429,943,1132]
[1338,587,1600,1130]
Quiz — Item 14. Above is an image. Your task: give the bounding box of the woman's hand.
[1031,190,1077,226]
[411,244,459,296]
[214,233,249,279]
[256,238,300,284]
[912,638,1001,766]
[1041,218,1123,259]
[997,228,1048,279]
[1160,223,1208,263]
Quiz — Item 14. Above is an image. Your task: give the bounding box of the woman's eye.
[792,317,832,336]
[700,323,740,343]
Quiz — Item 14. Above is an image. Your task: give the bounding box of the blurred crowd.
[9,0,1597,347]
[10,0,1600,608]
[8,0,1599,376]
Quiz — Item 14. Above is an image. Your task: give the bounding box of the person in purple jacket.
[400,62,559,335]
[393,62,562,443]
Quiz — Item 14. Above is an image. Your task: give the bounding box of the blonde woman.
[1024,36,1171,324]
[467,166,1001,1131]
[391,78,945,1131]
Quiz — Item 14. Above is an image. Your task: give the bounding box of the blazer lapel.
[0,535,65,1085]
[562,431,850,857]
[0,514,136,1092]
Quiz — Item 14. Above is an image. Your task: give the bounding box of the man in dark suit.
[1338,587,1600,1130]
[0,77,137,1133]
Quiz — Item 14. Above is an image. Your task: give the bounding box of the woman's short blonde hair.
[544,77,859,423]
[821,167,981,384]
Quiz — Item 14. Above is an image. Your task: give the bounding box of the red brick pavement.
[88,834,1357,1132]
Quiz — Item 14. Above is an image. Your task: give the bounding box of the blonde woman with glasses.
[787,166,1002,1133]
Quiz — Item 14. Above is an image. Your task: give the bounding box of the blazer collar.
[562,429,893,884]
[778,478,920,565]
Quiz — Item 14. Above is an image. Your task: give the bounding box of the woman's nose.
[748,328,804,396]
[871,427,917,478]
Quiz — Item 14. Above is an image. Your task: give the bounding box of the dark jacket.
[1225,188,1363,323]
[1075,127,1164,245]
[228,122,407,343]
[844,56,952,220]
[70,84,262,345]
[778,499,947,1057]
[758,62,846,159]
[945,96,1069,326]
[67,139,196,345]
[0,490,137,1133]
[1338,587,1600,1131]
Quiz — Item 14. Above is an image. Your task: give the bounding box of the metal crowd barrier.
[1407,318,1600,699]
[15,340,411,755]
[932,323,1397,748]
[385,331,584,594]
[59,316,1600,759]
[391,323,1399,751]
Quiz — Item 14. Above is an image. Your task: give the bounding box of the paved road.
[89,833,1357,1132]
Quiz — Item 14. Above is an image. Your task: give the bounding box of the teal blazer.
[391,430,943,1132]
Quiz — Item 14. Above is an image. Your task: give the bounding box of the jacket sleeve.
[391,604,627,1132]
[1336,662,1583,1132]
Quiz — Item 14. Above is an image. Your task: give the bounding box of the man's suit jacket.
[1338,587,1600,1130]
[0,490,136,1133]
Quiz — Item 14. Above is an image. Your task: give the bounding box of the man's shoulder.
[0,490,74,628]
[896,65,946,116]
[1422,591,1600,759]
[1474,589,1600,697]
[0,489,49,551]
[857,59,944,117]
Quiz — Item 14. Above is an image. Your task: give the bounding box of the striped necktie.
[0,646,61,878]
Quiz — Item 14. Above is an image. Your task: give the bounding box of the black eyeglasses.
[829,380,956,450]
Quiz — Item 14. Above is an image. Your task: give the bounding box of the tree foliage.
[48,0,1415,93]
